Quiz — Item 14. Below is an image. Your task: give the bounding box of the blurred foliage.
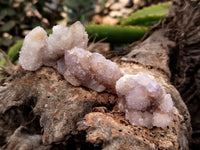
[121,1,171,26]
[0,0,55,50]
[63,0,98,23]
[0,1,172,67]
[0,40,23,66]
[0,0,104,51]
[85,25,147,43]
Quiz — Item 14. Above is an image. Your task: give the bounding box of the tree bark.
[163,0,200,148]
[1,0,199,149]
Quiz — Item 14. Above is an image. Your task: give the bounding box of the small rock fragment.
[110,2,122,10]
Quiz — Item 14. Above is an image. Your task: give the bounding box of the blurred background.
[0,0,169,51]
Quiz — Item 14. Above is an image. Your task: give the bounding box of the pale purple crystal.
[57,57,66,75]
[116,74,174,128]
[64,47,124,92]
[64,47,106,92]
[90,53,124,92]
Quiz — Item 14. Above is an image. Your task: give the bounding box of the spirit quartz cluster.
[116,74,173,128]
[19,21,174,128]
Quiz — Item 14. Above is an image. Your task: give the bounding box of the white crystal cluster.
[19,22,174,129]
[19,26,47,71]
[116,74,173,128]
[44,22,88,66]
[19,21,88,70]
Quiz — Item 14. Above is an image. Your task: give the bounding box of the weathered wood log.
[0,62,191,149]
[1,0,199,149]
[162,0,200,148]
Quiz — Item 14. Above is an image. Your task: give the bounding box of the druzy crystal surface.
[19,21,88,69]
[19,26,47,71]
[64,47,124,92]
[43,22,88,66]
[116,74,173,128]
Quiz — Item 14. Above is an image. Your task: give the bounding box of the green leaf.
[121,2,171,26]
[0,9,7,20]
[0,40,23,66]
[0,20,16,32]
[0,8,16,20]
[0,55,6,67]
[8,40,23,63]
[85,25,148,43]
[6,8,16,16]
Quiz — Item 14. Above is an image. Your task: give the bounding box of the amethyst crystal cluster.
[64,47,124,93]
[116,74,173,128]
[19,21,173,128]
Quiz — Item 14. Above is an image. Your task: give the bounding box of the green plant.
[85,25,148,43]
[0,40,23,66]
[120,2,171,26]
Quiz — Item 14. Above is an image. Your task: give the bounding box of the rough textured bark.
[0,0,199,149]
[124,0,200,148]
[163,0,200,148]
[0,63,191,150]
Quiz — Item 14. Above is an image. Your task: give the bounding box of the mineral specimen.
[18,21,174,129]
[19,21,88,70]
[64,47,124,92]
[19,26,47,71]
[116,74,173,128]
[43,22,88,66]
